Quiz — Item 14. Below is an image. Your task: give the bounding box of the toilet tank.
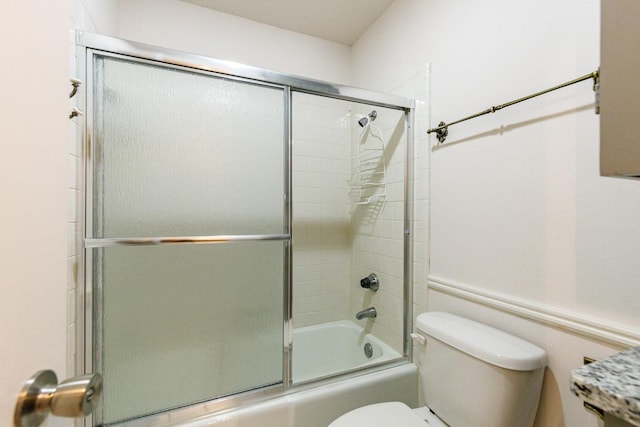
[415,312,547,427]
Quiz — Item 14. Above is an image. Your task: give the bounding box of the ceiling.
[181,0,395,46]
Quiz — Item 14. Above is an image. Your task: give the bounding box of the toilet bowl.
[328,312,547,427]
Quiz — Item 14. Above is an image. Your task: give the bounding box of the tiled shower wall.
[292,94,352,327]
[349,106,407,353]
[350,66,430,355]
[292,70,429,355]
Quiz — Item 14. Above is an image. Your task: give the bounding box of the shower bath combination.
[78,32,415,426]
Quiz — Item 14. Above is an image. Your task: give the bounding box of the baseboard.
[427,276,640,348]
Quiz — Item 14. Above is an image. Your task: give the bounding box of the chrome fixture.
[356,307,377,320]
[364,343,373,358]
[14,370,102,427]
[358,110,378,127]
[360,273,379,292]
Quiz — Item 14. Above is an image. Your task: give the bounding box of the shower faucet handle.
[360,273,379,292]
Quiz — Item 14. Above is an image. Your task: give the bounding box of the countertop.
[571,347,640,426]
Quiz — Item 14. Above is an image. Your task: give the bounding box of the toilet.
[329,312,548,427]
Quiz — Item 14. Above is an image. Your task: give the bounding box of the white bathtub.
[292,320,402,382]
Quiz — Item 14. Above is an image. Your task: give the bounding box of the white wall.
[353,0,640,426]
[72,0,118,36]
[0,0,115,423]
[116,0,352,85]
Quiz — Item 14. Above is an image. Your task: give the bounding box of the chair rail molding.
[428,276,640,348]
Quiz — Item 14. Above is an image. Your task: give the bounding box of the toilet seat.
[328,402,428,427]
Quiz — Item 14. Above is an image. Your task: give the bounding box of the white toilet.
[329,311,548,427]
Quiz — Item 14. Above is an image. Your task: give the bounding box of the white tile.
[66,320,76,362]
[67,288,77,327]
[68,154,79,190]
[68,188,78,223]
[67,221,77,258]
[68,120,80,157]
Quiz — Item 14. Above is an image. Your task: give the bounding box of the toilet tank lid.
[415,312,548,371]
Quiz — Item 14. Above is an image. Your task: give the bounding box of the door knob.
[14,370,102,427]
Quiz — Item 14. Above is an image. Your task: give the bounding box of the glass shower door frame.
[85,48,292,424]
[77,31,415,426]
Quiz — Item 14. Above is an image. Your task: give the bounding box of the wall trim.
[428,276,640,348]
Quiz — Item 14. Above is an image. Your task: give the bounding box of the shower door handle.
[13,370,102,427]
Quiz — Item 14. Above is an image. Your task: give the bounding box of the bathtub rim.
[109,359,411,427]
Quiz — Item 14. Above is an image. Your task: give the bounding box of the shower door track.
[77,31,415,427]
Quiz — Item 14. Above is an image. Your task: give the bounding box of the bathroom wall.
[353,0,640,426]
[72,0,118,36]
[348,105,410,353]
[290,93,420,346]
[0,1,116,424]
[344,58,430,354]
[116,0,351,85]
[292,94,352,327]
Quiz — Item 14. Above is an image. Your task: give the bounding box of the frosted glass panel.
[97,243,284,424]
[93,56,284,238]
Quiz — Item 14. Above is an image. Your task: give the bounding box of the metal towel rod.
[427,69,600,144]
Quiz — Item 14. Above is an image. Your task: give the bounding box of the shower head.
[358,110,378,128]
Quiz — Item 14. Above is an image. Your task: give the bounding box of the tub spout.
[356,307,377,320]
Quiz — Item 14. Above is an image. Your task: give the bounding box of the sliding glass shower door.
[88,54,287,424]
